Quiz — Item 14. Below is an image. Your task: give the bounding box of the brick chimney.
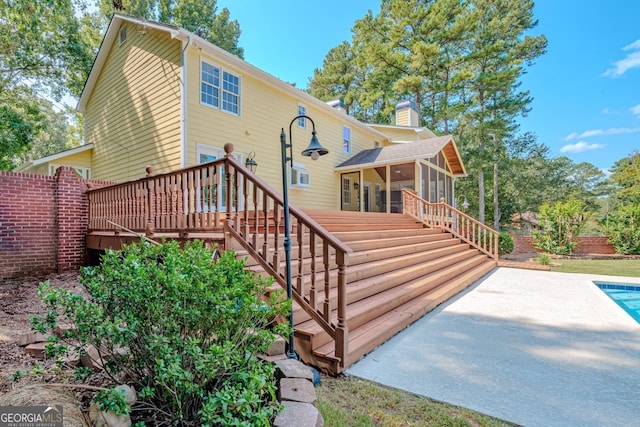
[395,99,420,126]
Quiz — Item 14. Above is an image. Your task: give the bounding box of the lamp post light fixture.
[245,151,258,173]
[457,195,470,212]
[280,115,329,359]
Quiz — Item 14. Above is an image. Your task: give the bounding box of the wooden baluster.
[272,203,280,270]
[213,164,220,227]
[296,218,305,297]
[233,167,240,230]
[335,249,348,368]
[262,194,269,260]
[308,232,317,310]
[147,178,155,236]
[243,173,250,238]
[225,161,232,228]
[323,241,331,322]
[252,184,259,249]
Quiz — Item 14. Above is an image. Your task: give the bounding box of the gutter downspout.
[179,34,192,168]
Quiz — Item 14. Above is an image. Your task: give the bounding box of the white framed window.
[119,26,127,46]
[375,183,381,207]
[196,144,242,211]
[297,104,307,128]
[49,164,91,179]
[343,126,351,154]
[201,59,241,115]
[222,71,240,114]
[291,163,310,188]
[342,177,352,205]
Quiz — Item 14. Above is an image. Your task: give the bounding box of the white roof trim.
[32,144,94,165]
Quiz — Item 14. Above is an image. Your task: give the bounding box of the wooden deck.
[85,153,498,375]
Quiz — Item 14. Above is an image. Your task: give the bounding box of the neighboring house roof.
[14,144,94,172]
[335,135,466,176]
[77,13,389,142]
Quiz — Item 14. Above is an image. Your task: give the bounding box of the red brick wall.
[510,234,616,255]
[0,172,57,277]
[0,168,114,278]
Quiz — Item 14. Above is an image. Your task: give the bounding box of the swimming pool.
[595,282,640,324]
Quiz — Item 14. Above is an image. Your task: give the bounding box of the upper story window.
[298,104,307,128]
[201,59,241,116]
[343,126,351,154]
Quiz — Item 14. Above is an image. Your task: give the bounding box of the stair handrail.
[402,189,499,260]
[223,155,352,368]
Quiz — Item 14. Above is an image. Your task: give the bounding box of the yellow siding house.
[18,13,467,212]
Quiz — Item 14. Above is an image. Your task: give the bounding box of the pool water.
[595,283,640,324]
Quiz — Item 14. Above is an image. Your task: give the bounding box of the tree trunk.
[493,134,500,230]
[478,168,485,224]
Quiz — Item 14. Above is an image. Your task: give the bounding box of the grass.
[316,375,513,427]
[550,258,640,277]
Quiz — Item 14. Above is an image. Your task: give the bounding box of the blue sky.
[216,0,640,172]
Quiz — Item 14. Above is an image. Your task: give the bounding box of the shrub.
[32,240,289,425]
[536,254,550,265]
[533,199,590,255]
[498,232,514,255]
[600,203,640,255]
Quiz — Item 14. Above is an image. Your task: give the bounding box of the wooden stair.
[234,210,497,374]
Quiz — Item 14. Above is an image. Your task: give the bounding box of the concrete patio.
[346,267,640,427]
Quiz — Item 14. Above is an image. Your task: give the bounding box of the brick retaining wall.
[510,234,616,255]
[0,168,113,278]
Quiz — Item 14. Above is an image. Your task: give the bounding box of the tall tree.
[0,0,98,169]
[0,0,98,99]
[609,151,640,203]
[455,0,546,223]
[99,0,244,58]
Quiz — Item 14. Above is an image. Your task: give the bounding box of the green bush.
[498,232,514,255]
[32,240,289,425]
[533,199,590,255]
[600,203,640,255]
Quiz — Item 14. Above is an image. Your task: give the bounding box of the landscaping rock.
[266,335,286,356]
[273,401,324,427]
[89,385,136,427]
[278,378,317,404]
[24,342,47,359]
[17,332,47,346]
[80,344,104,371]
[275,358,315,381]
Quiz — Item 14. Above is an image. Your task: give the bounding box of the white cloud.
[631,104,640,117]
[603,39,640,77]
[560,141,606,154]
[564,127,640,140]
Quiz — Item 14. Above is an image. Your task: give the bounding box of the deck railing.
[402,189,499,260]
[86,145,352,368]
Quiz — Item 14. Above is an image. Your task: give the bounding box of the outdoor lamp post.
[280,115,329,359]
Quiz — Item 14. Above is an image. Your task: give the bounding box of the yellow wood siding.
[184,50,381,210]
[84,24,182,181]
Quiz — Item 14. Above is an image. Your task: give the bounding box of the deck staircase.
[234,209,496,374]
